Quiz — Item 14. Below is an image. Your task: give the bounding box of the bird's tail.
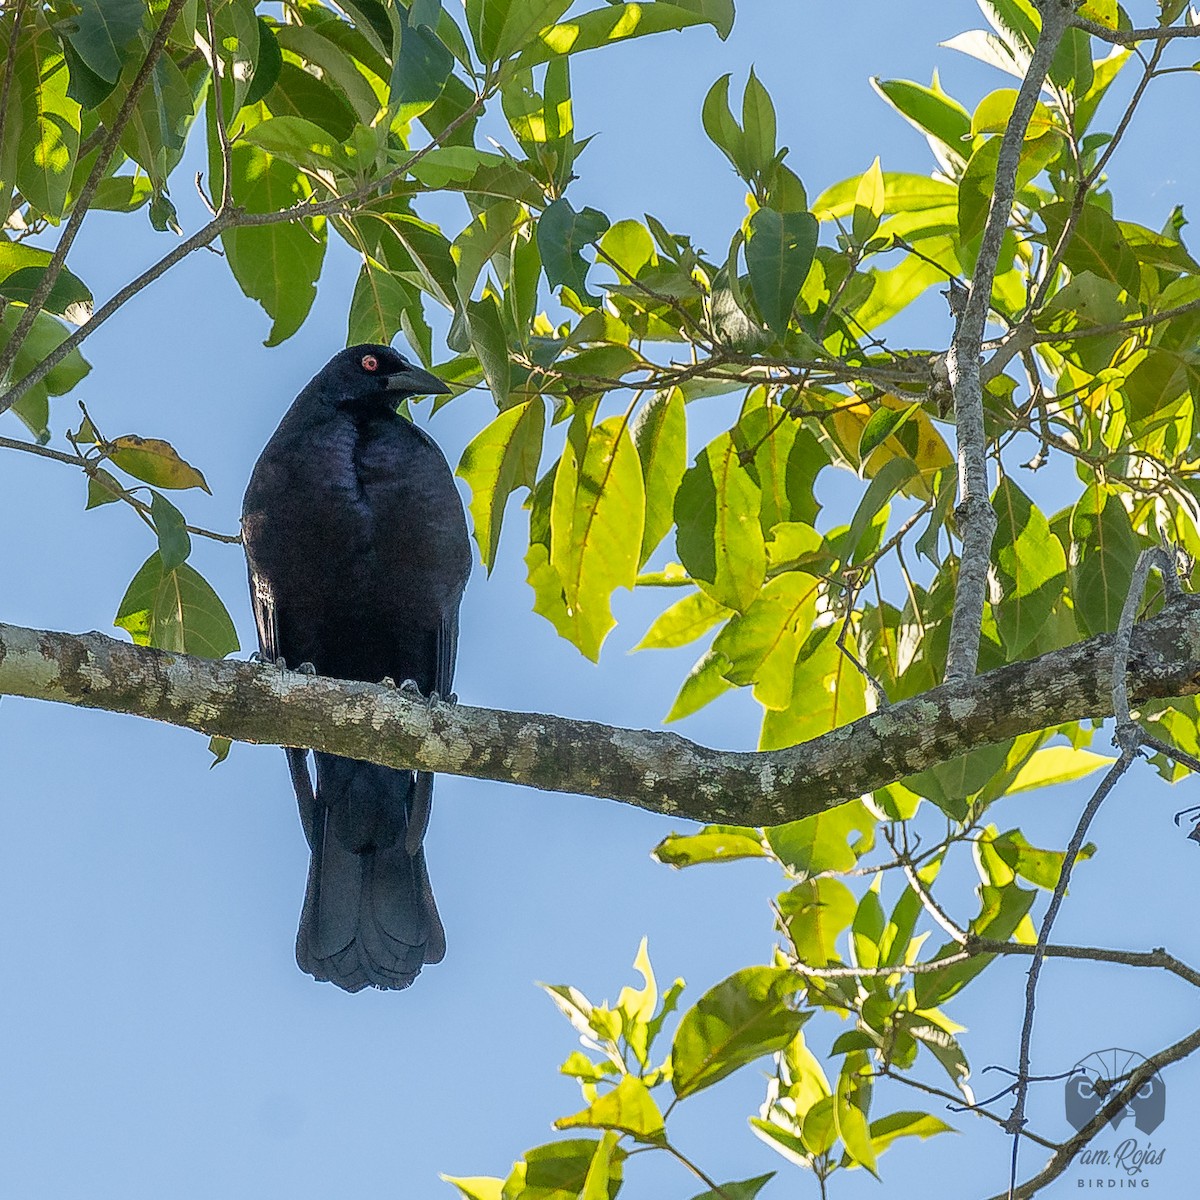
[290,750,445,992]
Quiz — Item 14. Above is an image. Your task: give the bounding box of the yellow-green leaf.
[549,413,645,659]
[107,435,211,492]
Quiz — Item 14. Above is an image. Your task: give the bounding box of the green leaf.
[654,824,767,867]
[745,208,818,338]
[1007,746,1113,796]
[106,435,210,492]
[665,646,735,721]
[858,402,917,461]
[245,19,283,107]
[222,145,326,346]
[207,735,233,768]
[675,432,766,612]
[241,115,348,171]
[465,294,512,407]
[347,262,421,347]
[555,1076,665,1142]
[702,74,748,178]
[1041,201,1142,298]
[85,468,124,509]
[549,413,645,659]
[712,571,819,709]
[906,741,1012,821]
[107,49,202,190]
[741,69,777,178]
[63,0,143,85]
[870,74,973,167]
[835,1067,877,1175]
[914,883,1036,1008]
[114,553,240,658]
[390,22,454,123]
[0,244,92,324]
[464,0,509,64]
[853,156,885,244]
[209,0,260,121]
[538,198,611,305]
[0,307,90,440]
[686,1175,775,1200]
[149,490,191,571]
[671,967,808,1098]
[635,589,729,651]
[778,877,856,966]
[991,477,1067,655]
[866,1110,955,1155]
[1069,486,1139,637]
[441,1176,504,1200]
[766,800,877,878]
[496,1138,627,1200]
[516,1,733,70]
[15,38,81,219]
[90,173,153,213]
[495,0,575,61]
[981,825,1097,890]
[457,397,544,570]
[633,387,687,566]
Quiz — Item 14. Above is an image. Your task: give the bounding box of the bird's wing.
[242,513,281,663]
[244,516,318,835]
[404,611,460,855]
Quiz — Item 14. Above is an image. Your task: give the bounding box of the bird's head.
[315,344,451,411]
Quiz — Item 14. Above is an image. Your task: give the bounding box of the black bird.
[241,345,471,992]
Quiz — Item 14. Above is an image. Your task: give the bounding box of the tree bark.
[2,603,1199,825]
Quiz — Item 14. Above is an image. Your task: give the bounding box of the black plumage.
[242,345,471,992]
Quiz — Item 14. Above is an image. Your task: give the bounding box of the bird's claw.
[295,661,317,676]
[396,678,425,701]
[429,691,458,708]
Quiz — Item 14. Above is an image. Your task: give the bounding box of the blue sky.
[2,4,1198,1197]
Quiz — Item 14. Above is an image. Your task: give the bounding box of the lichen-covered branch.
[943,0,1073,681]
[3,600,1199,824]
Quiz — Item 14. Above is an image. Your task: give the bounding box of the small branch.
[876,1066,1058,1151]
[1028,295,1200,344]
[1002,747,1135,1194]
[943,0,1073,681]
[0,0,189,386]
[1073,14,1200,45]
[971,936,1200,989]
[0,434,240,543]
[0,92,490,418]
[1026,39,1165,318]
[984,1022,1200,1200]
[202,0,234,211]
[1002,545,1171,1195]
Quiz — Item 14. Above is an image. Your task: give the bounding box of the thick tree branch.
[943,0,1073,681]
[3,600,1200,823]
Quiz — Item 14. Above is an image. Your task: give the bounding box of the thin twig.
[202,0,234,211]
[0,434,240,543]
[971,935,1200,989]
[1002,746,1137,1195]
[0,0,190,386]
[1026,39,1165,318]
[943,0,1073,681]
[875,1066,1058,1151]
[0,91,489,418]
[985,1022,1200,1200]
[1073,14,1200,44]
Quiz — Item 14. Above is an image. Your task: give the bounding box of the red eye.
[361,354,378,372]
